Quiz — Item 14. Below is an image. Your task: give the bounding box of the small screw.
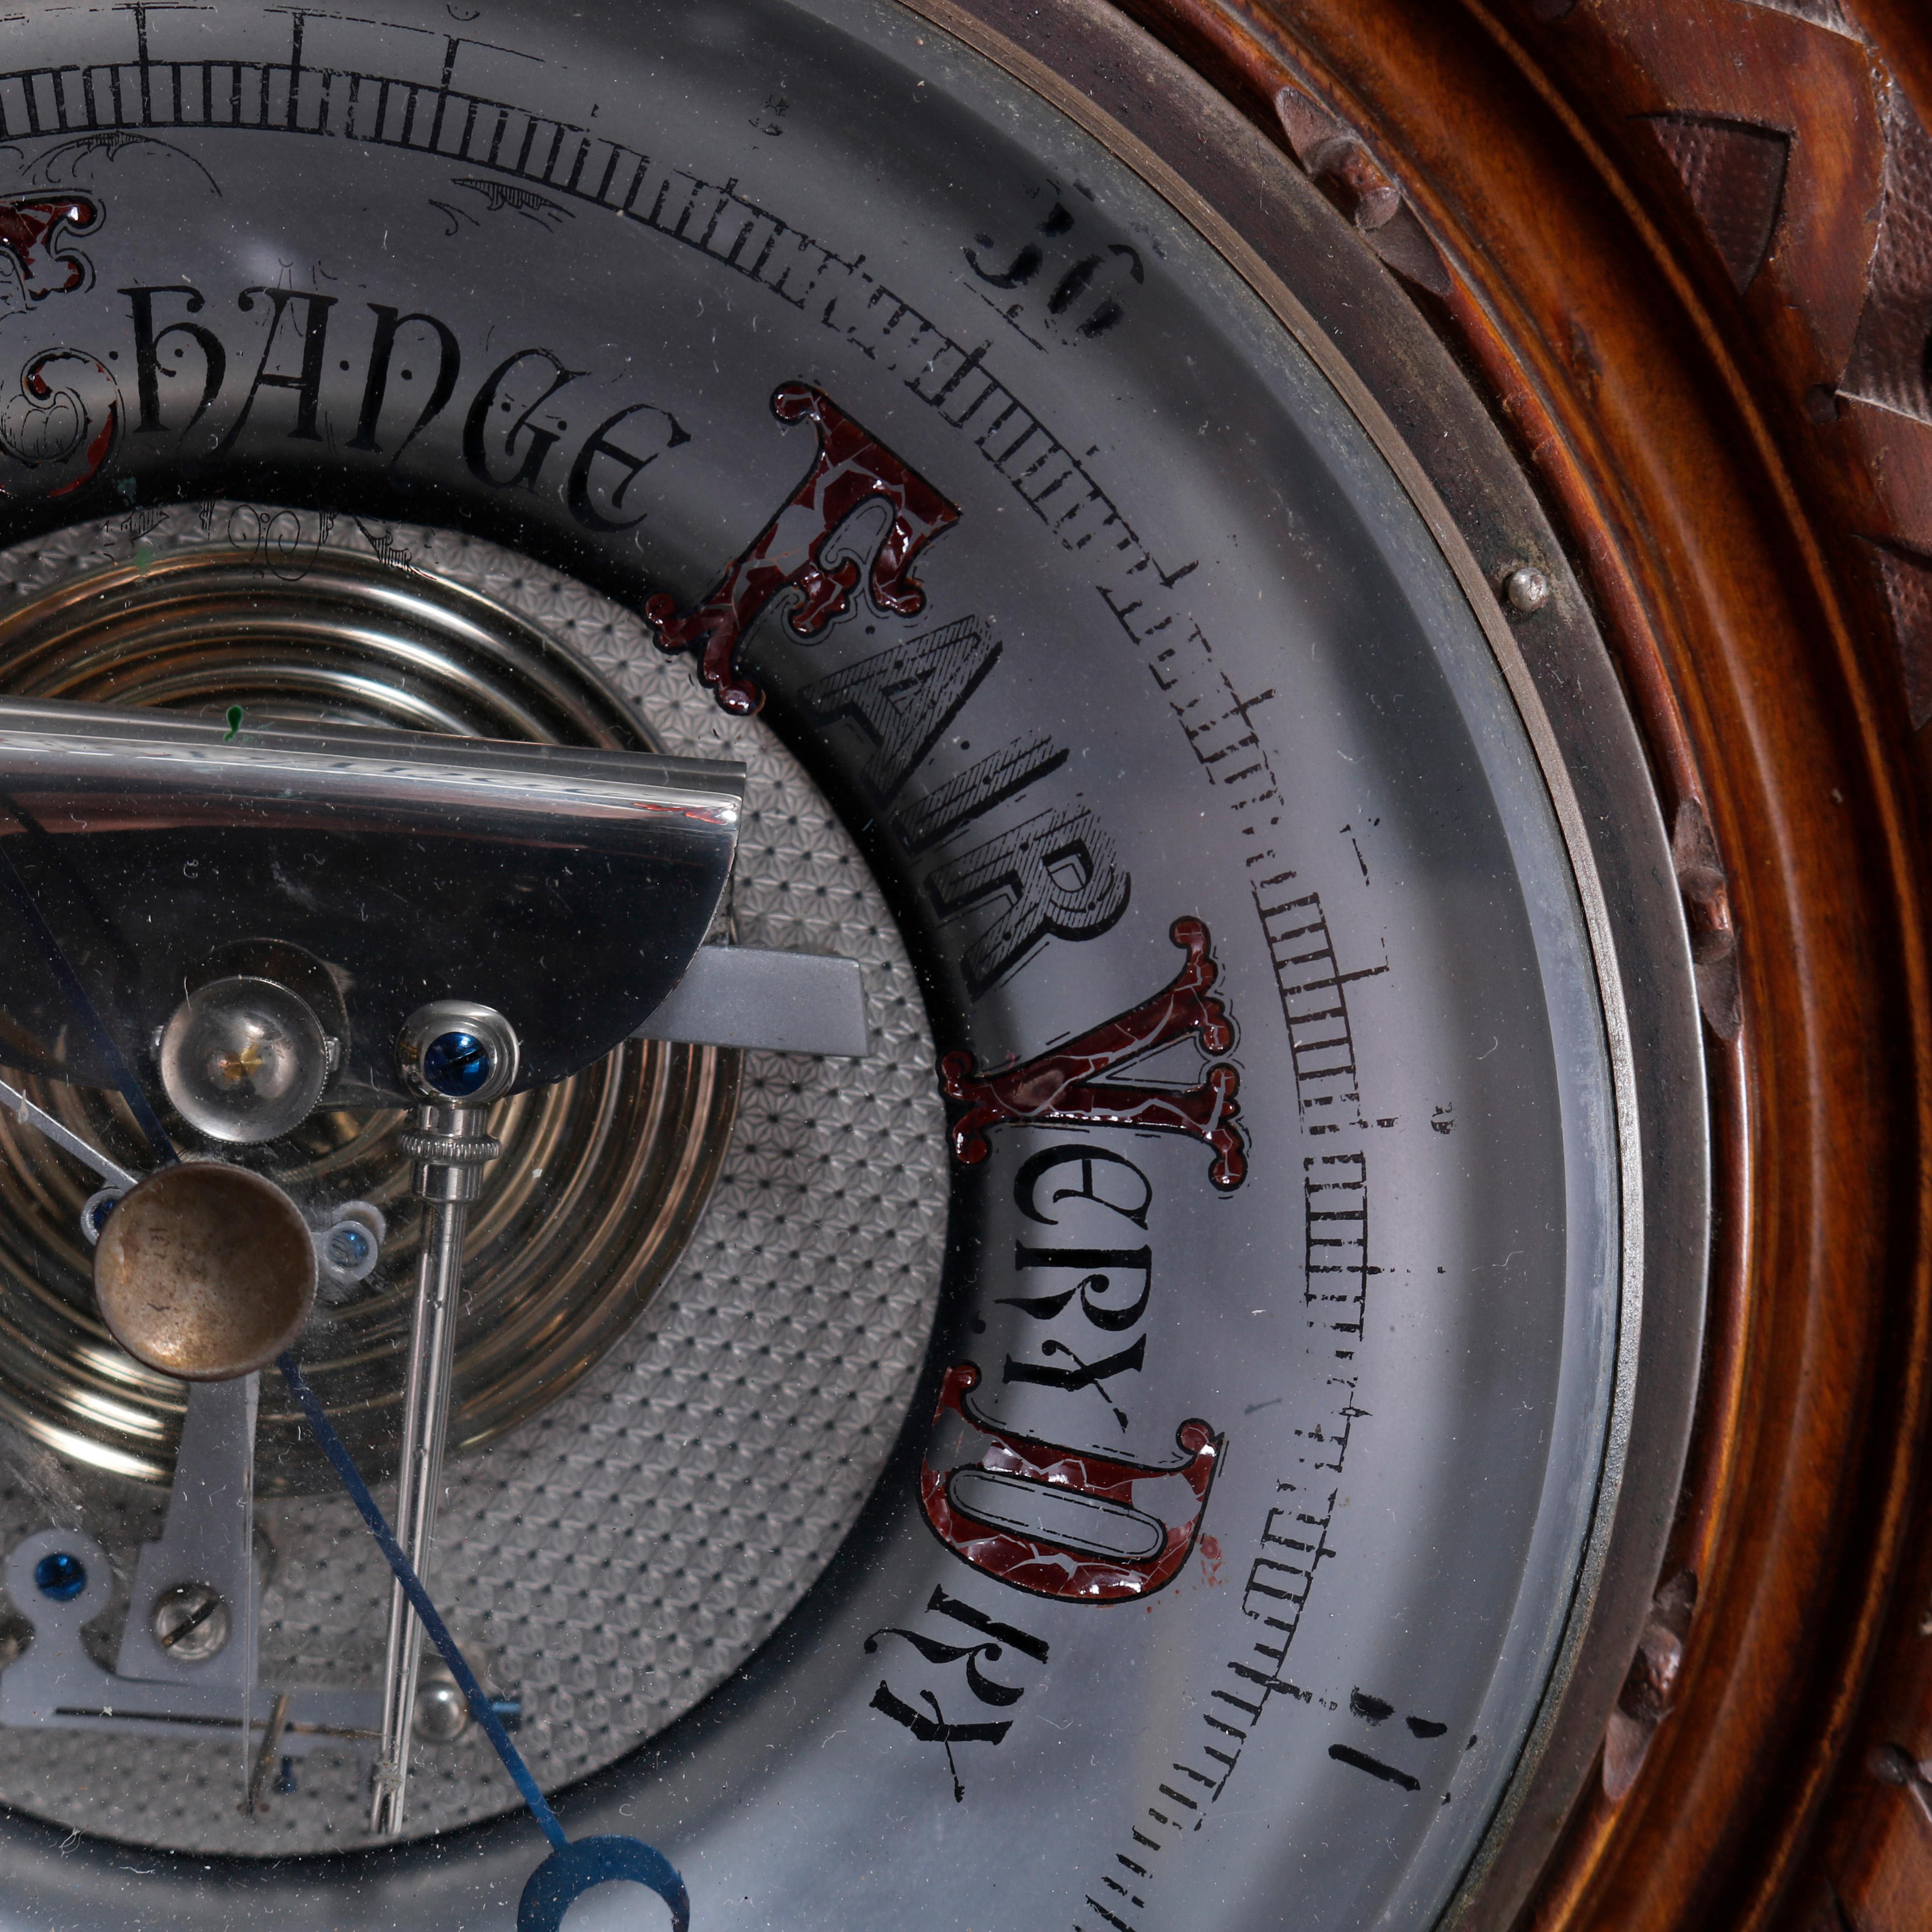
[153,1581,229,1661]
[1503,566,1551,615]
[422,1030,494,1098]
[1803,384,1843,426]
[32,1552,85,1602]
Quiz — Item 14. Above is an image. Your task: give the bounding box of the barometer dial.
[0,2,1712,1929]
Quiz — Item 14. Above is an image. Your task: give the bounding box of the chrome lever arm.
[0,1075,140,1192]
[369,1004,518,1836]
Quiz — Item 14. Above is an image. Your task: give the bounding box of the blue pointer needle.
[278,1353,691,1932]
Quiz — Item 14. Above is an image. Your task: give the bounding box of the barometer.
[0,0,1914,1929]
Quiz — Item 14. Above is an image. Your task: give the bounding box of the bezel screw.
[1503,565,1551,615]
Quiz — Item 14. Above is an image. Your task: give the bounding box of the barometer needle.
[282,1350,567,1845]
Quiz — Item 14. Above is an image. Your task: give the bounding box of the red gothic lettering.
[939,915,1247,1191]
[0,194,101,302]
[0,350,121,497]
[919,1362,1223,1604]
[645,381,961,715]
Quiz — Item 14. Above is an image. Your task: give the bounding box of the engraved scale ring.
[0,2,1705,1930]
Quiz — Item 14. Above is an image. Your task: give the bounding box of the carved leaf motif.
[1864,539,1932,729]
[1841,82,1932,425]
[1643,113,1792,294]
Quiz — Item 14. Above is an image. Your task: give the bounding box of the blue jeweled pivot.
[32,1552,84,1602]
[421,1029,494,1097]
[323,1222,372,1272]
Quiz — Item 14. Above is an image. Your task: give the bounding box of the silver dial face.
[0,2,1702,1929]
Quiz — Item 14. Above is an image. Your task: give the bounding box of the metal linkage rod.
[0,1076,140,1191]
[368,1098,501,1833]
[368,1001,518,1836]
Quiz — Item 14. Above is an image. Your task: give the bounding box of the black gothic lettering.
[1002,1334,1146,1392]
[462,347,582,491]
[217,287,337,450]
[1013,1145,1152,1229]
[796,616,999,804]
[864,1587,1048,1801]
[123,285,226,436]
[863,1630,1024,1707]
[918,1586,1051,1663]
[1001,1245,1152,1332]
[566,400,688,532]
[867,1683,1013,1747]
[963,199,1072,287]
[925,802,1130,994]
[891,731,1067,853]
[964,239,1042,289]
[349,304,461,458]
[1328,1743,1421,1793]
